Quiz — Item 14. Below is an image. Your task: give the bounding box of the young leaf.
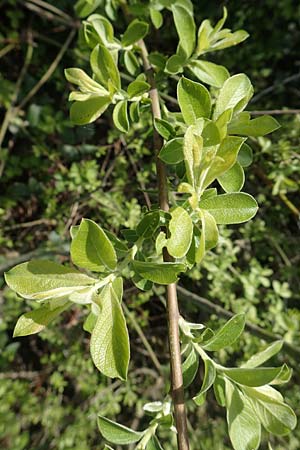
[166,206,193,258]
[121,19,149,47]
[171,4,195,58]
[199,193,258,224]
[189,60,229,88]
[13,302,70,337]
[237,143,253,167]
[183,123,204,187]
[182,347,199,388]
[146,436,164,450]
[222,365,288,387]
[154,119,176,141]
[87,13,114,45]
[202,314,245,351]
[213,375,226,407]
[193,357,216,405]
[159,138,184,164]
[213,74,253,119]
[124,50,140,76]
[90,44,120,91]
[132,261,185,284]
[75,0,102,18]
[113,100,129,133]
[97,415,143,445]
[199,209,219,252]
[225,379,261,450]
[127,80,150,98]
[241,340,283,369]
[83,311,97,334]
[228,115,280,136]
[150,8,163,29]
[217,161,245,193]
[178,77,211,124]
[5,260,96,301]
[70,96,111,125]
[243,386,297,436]
[90,284,130,380]
[71,218,117,272]
[65,68,109,95]
[136,211,160,239]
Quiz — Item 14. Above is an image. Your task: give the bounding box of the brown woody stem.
[138,39,190,450]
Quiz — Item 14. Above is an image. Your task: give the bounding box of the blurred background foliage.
[0,1,299,449]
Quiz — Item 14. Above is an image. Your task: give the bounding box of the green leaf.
[113,101,129,133]
[159,138,184,164]
[65,68,109,96]
[150,8,163,29]
[199,193,258,224]
[228,115,280,136]
[178,77,211,125]
[97,415,143,445]
[237,143,253,167]
[70,96,111,125]
[202,121,221,146]
[183,122,204,187]
[87,13,114,45]
[189,60,229,88]
[203,314,245,351]
[166,207,193,258]
[121,19,149,47]
[242,341,283,369]
[243,386,297,435]
[193,357,216,405]
[132,261,185,284]
[217,161,245,193]
[165,54,185,74]
[154,119,176,140]
[202,136,245,188]
[225,379,261,450]
[75,0,102,18]
[129,101,140,122]
[214,74,253,119]
[13,302,70,337]
[211,30,249,51]
[213,375,226,406]
[5,260,96,301]
[127,80,150,98]
[171,4,195,58]
[199,209,219,252]
[71,218,117,272]
[182,347,199,388]
[124,50,140,76]
[90,284,130,380]
[222,365,288,387]
[90,44,120,91]
[146,436,164,450]
[83,311,97,334]
[136,211,160,239]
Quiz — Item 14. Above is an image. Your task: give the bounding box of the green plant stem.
[138,39,190,450]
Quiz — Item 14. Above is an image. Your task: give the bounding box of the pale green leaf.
[213,375,226,406]
[124,50,140,76]
[214,74,253,119]
[71,218,117,271]
[13,302,70,337]
[5,260,96,301]
[90,44,120,91]
[237,143,253,167]
[189,60,229,88]
[87,13,114,44]
[182,346,199,388]
[203,314,245,351]
[178,77,211,124]
[150,8,163,29]
[165,54,185,74]
[166,206,193,258]
[243,386,297,436]
[199,193,258,224]
[97,415,142,445]
[193,357,216,405]
[113,100,129,133]
[132,261,185,284]
[65,68,109,95]
[121,19,149,47]
[211,30,249,51]
[217,161,245,193]
[222,365,288,387]
[225,379,261,450]
[127,80,150,98]
[228,115,280,136]
[242,341,283,369]
[159,138,184,164]
[199,209,219,252]
[75,0,102,18]
[91,284,130,380]
[171,4,195,58]
[70,96,111,125]
[183,123,204,187]
[146,436,164,450]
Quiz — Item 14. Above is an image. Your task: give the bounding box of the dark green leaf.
[237,143,253,167]
[132,261,185,284]
[222,365,288,387]
[70,96,111,125]
[182,347,199,388]
[113,101,129,133]
[121,20,149,47]
[159,138,184,164]
[193,357,216,405]
[154,118,176,140]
